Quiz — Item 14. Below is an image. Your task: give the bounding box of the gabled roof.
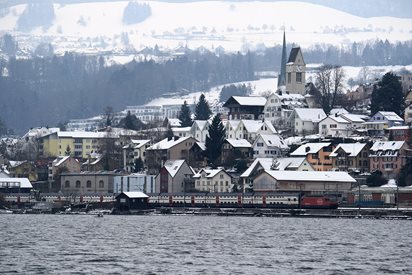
[287,47,302,63]
[330,108,348,115]
[374,111,404,122]
[290,142,331,156]
[240,120,276,134]
[131,139,151,149]
[193,168,230,179]
[320,115,350,124]
[329,143,367,157]
[163,160,188,178]
[0,178,33,188]
[294,108,326,123]
[53,156,72,167]
[226,139,252,148]
[120,192,149,199]
[255,134,288,149]
[340,113,368,123]
[370,141,405,152]
[240,158,273,178]
[226,120,241,130]
[192,120,209,131]
[167,118,182,127]
[147,136,193,150]
[8,161,26,168]
[223,96,266,107]
[264,171,356,183]
[272,157,309,170]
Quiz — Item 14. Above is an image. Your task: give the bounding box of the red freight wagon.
[300,195,338,209]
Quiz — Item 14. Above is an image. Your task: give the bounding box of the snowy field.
[1,1,411,53]
[145,64,412,107]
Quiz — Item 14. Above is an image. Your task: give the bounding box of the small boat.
[96,213,103,217]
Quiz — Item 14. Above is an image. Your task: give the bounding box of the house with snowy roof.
[329,143,370,173]
[288,108,326,136]
[146,136,197,174]
[364,111,404,136]
[225,120,242,139]
[369,141,409,179]
[271,157,314,172]
[340,113,369,129]
[194,168,232,193]
[319,115,351,137]
[8,161,38,182]
[240,158,273,192]
[386,126,412,144]
[223,96,266,120]
[253,171,355,192]
[252,134,288,158]
[329,108,349,116]
[290,142,334,171]
[221,138,252,165]
[264,91,307,128]
[0,178,33,193]
[155,160,194,193]
[48,156,81,181]
[190,120,210,143]
[238,119,277,143]
[122,139,151,172]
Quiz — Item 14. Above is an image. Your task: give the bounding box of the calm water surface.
[0,215,411,274]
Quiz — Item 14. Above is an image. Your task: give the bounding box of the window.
[65,181,70,188]
[86,180,92,188]
[220,174,224,179]
[99,180,104,188]
[296,72,302,83]
[75,180,81,188]
[288,72,291,83]
[330,124,337,129]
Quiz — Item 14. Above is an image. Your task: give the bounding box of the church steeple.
[277,31,287,87]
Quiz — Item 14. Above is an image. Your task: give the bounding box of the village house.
[225,120,242,139]
[369,141,409,179]
[223,96,266,120]
[8,161,38,182]
[363,111,404,137]
[240,158,273,192]
[340,113,369,129]
[187,142,207,168]
[271,157,315,172]
[288,108,327,136]
[319,115,351,137]
[190,120,210,143]
[221,139,252,165]
[48,156,81,181]
[172,127,192,138]
[238,120,277,143]
[194,168,233,193]
[122,139,151,172]
[386,126,412,144]
[252,171,356,193]
[0,177,33,193]
[155,160,194,193]
[145,136,197,174]
[115,192,149,211]
[264,91,306,128]
[290,142,334,171]
[252,134,288,158]
[329,143,370,173]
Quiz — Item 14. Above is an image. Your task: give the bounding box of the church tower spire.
[277,30,287,87]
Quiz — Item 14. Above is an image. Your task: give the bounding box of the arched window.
[86,180,92,188]
[99,180,104,188]
[75,180,81,188]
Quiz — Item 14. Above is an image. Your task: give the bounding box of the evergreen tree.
[195,94,212,120]
[178,100,192,127]
[118,111,145,131]
[370,72,404,116]
[132,157,144,173]
[205,114,225,166]
[64,145,71,156]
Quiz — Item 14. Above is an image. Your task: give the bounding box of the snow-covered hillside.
[1,1,411,54]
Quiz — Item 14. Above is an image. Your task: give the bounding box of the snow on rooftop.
[284,136,304,146]
[231,96,267,106]
[329,143,367,157]
[241,158,273,178]
[340,113,368,123]
[330,108,349,115]
[265,171,356,183]
[163,159,186,178]
[226,138,252,148]
[121,191,149,198]
[290,142,332,156]
[294,108,327,123]
[371,141,405,151]
[53,156,71,167]
[376,111,404,121]
[272,157,307,170]
[0,178,33,188]
[323,115,350,124]
[148,136,192,150]
[258,134,288,149]
[193,168,227,179]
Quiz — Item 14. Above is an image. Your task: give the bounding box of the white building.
[288,108,327,135]
[319,115,351,137]
[264,92,306,127]
[122,139,151,172]
[239,120,277,143]
[253,134,288,158]
[194,168,232,193]
[190,120,210,143]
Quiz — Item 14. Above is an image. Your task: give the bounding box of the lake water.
[1,215,411,274]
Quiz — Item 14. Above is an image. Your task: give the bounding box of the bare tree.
[315,64,345,114]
